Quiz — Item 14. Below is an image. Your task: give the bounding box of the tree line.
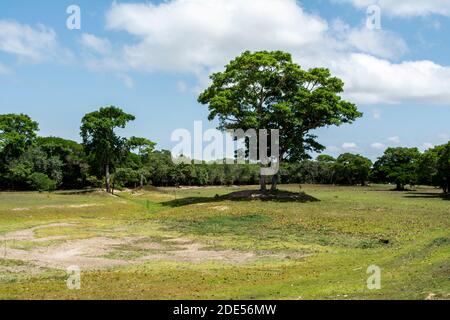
[1,51,448,194]
[0,111,449,193]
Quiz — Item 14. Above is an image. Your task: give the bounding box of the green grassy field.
[0,185,448,300]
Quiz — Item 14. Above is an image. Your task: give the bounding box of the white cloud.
[106,0,328,73]
[371,142,386,150]
[388,136,401,144]
[100,0,450,106]
[422,142,434,150]
[342,142,358,150]
[0,20,62,63]
[337,0,450,17]
[333,54,450,104]
[331,19,407,59]
[80,33,111,55]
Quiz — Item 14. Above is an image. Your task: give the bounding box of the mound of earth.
[220,190,319,202]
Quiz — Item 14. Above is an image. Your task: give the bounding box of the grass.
[0,184,449,300]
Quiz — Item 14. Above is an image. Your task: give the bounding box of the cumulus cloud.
[0,20,64,63]
[371,142,386,150]
[106,0,327,73]
[342,142,358,150]
[80,33,111,55]
[99,0,450,105]
[331,19,407,59]
[336,0,450,17]
[335,54,450,104]
[388,136,401,144]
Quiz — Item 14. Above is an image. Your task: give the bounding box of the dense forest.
[1,109,449,193]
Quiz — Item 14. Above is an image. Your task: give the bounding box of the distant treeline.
[1,112,449,193]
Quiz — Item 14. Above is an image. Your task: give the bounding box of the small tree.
[127,136,156,188]
[335,153,372,186]
[28,172,56,192]
[198,51,361,191]
[80,106,135,193]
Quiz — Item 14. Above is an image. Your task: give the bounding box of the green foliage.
[335,153,372,186]
[36,137,89,189]
[198,51,362,163]
[0,114,39,160]
[114,167,140,188]
[27,172,56,192]
[80,106,136,191]
[418,142,450,193]
[372,147,421,190]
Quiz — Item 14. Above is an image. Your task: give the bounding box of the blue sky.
[1,0,449,161]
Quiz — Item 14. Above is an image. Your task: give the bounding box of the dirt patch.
[212,206,229,211]
[143,242,254,264]
[2,237,136,270]
[0,224,305,271]
[0,224,260,270]
[11,208,30,212]
[0,223,74,242]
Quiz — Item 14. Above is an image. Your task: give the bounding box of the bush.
[28,173,56,192]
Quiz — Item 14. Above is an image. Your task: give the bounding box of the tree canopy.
[198,51,362,190]
[80,106,136,192]
[372,147,421,191]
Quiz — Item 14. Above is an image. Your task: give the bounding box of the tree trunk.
[105,164,111,193]
[140,173,144,188]
[271,173,279,191]
[259,174,266,191]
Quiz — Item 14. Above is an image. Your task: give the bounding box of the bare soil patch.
[0,224,268,271]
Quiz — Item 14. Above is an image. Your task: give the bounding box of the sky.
[1,0,450,161]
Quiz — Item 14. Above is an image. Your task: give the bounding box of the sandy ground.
[0,223,258,271]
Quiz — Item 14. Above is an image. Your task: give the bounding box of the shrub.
[28,173,56,192]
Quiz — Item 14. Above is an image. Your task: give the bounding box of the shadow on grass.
[162,189,320,208]
[403,192,450,201]
[54,189,100,195]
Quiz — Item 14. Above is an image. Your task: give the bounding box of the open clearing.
[0,185,449,300]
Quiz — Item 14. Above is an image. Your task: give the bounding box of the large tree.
[198,51,361,191]
[80,106,135,193]
[372,147,421,191]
